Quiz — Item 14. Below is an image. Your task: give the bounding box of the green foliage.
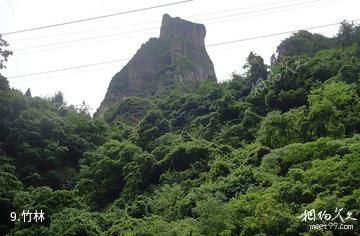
[9,187,85,234]
[2,23,360,235]
[48,208,105,236]
[276,30,335,60]
[230,192,299,235]
[0,35,13,69]
[13,187,85,219]
[0,74,9,90]
[337,20,360,48]
[227,73,252,99]
[77,140,156,209]
[149,184,185,221]
[308,81,360,137]
[193,196,235,236]
[0,159,23,235]
[257,107,307,148]
[104,97,154,125]
[260,137,357,176]
[24,88,31,97]
[158,140,213,173]
[108,215,200,236]
[243,51,268,84]
[137,110,170,150]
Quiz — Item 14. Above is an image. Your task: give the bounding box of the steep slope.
[96,14,216,117]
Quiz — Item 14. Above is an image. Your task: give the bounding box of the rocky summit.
[96,14,216,117]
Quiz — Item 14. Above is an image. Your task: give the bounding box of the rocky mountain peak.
[160,14,206,48]
[96,14,216,118]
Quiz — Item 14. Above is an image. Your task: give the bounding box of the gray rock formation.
[96,14,216,117]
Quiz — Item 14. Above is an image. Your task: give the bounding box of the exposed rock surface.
[96,14,216,117]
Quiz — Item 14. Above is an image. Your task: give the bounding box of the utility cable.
[7,18,356,80]
[10,0,336,52]
[1,0,194,35]
[207,19,360,47]
[6,0,323,42]
[8,58,129,79]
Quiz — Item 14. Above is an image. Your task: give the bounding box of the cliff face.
[96,14,216,117]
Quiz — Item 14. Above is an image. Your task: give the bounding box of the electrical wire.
[1,0,194,35]
[206,20,357,47]
[195,0,325,22]
[7,18,358,80]
[10,0,336,52]
[11,38,285,83]
[6,0,323,42]
[8,58,129,79]
[13,27,158,51]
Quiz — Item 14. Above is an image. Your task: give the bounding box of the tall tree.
[0,36,12,90]
[25,88,32,97]
[0,35,13,70]
[243,51,268,85]
[337,20,355,47]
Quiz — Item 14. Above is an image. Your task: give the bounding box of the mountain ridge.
[96,14,216,117]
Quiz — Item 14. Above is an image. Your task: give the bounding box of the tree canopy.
[1,23,360,235]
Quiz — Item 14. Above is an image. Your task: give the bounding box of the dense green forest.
[1,21,360,235]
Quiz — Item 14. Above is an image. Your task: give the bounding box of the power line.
[8,58,129,79]
[14,27,158,51]
[10,63,120,83]
[207,19,359,47]
[188,0,317,18]
[207,38,284,53]
[200,0,340,26]
[10,0,335,52]
[197,0,326,22]
[1,0,194,35]
[9,39,284,82]
[6,0,318,42]
[14,8,350,57]
[9,22,157,43]
[14,32,152,56]
[7,18,356,80]
[12,39,284,83]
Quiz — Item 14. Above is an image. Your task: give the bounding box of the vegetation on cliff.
[97,14,216,117]
[1,21,360,235]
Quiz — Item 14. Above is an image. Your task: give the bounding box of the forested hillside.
[1,21,360,235]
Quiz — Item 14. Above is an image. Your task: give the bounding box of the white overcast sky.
[0,0,359,113]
